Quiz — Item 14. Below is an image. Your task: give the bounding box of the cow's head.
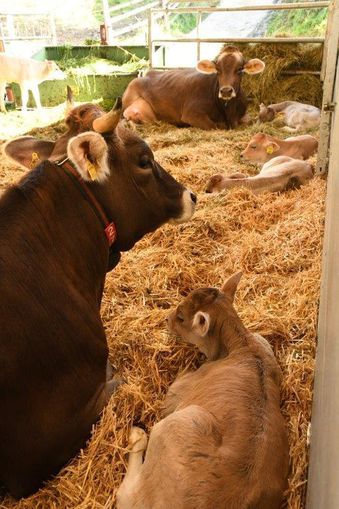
[167,272,244,360]
[241,133,280,164]
[258,103,275,122]
[196,46,265,102]
[4,100,196,252]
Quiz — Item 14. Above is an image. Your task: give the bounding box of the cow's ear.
[4,136,55,169]
[196,59,217,74]
[192,311,210,337]
[221,271,242,302]
[264,141,280,155]
[243,59,265,75]
[67,131,110,183]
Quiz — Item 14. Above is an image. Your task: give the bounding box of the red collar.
[56,158,117,247]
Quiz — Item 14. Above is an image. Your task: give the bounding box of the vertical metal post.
[316,0,339,175]
[148,8,153,69]
[0,21,6,52]
[49,13,57,45]
[306,60,339,509]
[197,10,202,62]
[6,15,15,40]
[102,0,112,45]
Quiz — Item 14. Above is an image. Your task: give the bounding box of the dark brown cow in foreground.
[0,102,196,498]
[117,273,289,509]
[122,46,265,129]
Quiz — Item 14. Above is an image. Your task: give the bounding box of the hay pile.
[0,120,326,509]
[239,43,323,107]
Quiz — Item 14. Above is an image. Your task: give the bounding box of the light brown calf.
[116,273,289,509]
[258,101,320,131]
[206,156,313,194]
[241,132,318,164]
[0,54,65,112]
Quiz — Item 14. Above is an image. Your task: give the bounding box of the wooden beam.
[306,57,339,509]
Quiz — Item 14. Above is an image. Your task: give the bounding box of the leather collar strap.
[55,157,117,247]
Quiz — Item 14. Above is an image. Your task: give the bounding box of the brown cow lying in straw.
[241,132,318,164]
[258,101,320,131]
[206,156,313,194]
[122,46,265,130]
[117,273,289,509]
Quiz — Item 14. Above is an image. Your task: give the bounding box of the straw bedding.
[0,119,326,509]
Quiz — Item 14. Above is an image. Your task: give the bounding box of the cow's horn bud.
[92,97,122,133]
[65,85,75,115]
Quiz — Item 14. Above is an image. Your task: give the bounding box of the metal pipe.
[152,2,330,13]
[152,37,325,43]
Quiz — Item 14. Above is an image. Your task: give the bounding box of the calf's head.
[4,101,196,252]
[241,133,280,164]
[258,103,275,123]
[168,272,245,360]
[196,46,265,102]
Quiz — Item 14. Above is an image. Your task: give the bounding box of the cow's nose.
[240,153,244,159]
[220,86,234,98]
[190,192,197,204]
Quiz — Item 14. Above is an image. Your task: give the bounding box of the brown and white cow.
[117,273,289,509]
[241,132,318,164]
[258,101,320,131]
[206,156,313,194]
[0,54,65,113]
[122,46,265,130]
[0,101,196,498]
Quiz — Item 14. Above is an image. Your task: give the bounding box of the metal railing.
[148,1,330,69]
[0,12,56,51]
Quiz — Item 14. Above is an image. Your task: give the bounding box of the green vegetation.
[266,1,328,37]
[57,46,147,76]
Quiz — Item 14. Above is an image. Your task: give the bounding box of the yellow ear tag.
[266,145,274,155]
[30,152,40,169]
[85,156,97,181]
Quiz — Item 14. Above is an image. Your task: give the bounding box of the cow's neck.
[19,161,110,301]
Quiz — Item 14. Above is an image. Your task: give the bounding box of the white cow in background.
[0,54,65,113]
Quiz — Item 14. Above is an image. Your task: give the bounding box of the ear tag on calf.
[266,145,275,155]
[85,156,98,181]
[30,152,40,169]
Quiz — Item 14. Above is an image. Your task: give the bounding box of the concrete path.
[154,0,275,67]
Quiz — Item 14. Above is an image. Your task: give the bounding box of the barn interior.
[1,1,337,507]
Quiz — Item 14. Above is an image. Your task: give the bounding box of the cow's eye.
[251,145,257,149]
[139,156,152,169]
[176,313,184,323]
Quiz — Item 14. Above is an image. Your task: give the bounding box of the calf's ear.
[264,141,280,155]
[192,311,210,337]
[4,136,55,169]
[243,59,265,75]
[221,271,242,302]
[196,59,218,74]
[67,131,110,183]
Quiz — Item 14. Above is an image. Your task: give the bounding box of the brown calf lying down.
[0,102,196,498]
[0,54,65,112]
[258,101,320,131]
[117,273,289,509]
[206,156,313,194]
[122,46,265,130]
[241,132,318,164]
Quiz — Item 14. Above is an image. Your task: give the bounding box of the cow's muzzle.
[170,189,197,224]
[219,86,236,101]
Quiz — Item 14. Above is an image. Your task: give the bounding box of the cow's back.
[0,171,108,497]
[0,54,46,83]
[123,69,219,125]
